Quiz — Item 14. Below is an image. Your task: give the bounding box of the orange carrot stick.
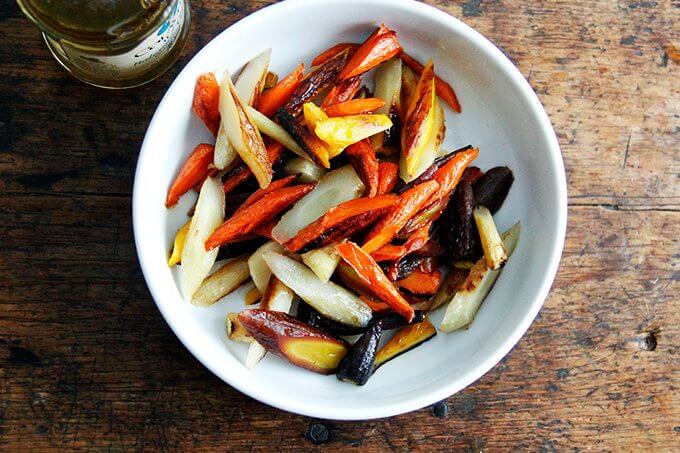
[428,147,479,202]
[311,43,359,67]
[403,222,432,255]
[166,144,215,207]
[205,184,315,250]
[400,52,462,113]
[371,244,407,262]
[362,179,439,253]
[337,241,414,321]
[360,295,391,313]
[396,268,442,295]
[256,63,305,118]
[338,25,401,80]
[192,73,221,136]
[322,76,363,107]
[313,209,388,249]
[222,142,285,194]
[323,98,385,117]
[253,220,277,240]
[283,194,398,252]
[376,161,399,195]
[345,139,379,197]
[233,175,298,216]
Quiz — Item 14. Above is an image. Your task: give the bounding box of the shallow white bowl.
[133,0,567,420]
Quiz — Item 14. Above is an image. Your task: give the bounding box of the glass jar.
[16,0,190,89]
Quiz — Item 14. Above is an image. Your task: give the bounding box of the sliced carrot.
[284,49,353,115]
[322,76,362,107]
[376,161,399,195]
[192,73,221,136]
[400,52,462,113]
[337,262,375,297]
[323,98,386,117]
[428,147,479,203]
[403,222,432,255]
[313,208,388,249]
[362,179,439,253]
[253,220,277,240]
[396,268,442,295]
[360,295,391,313]
[222,142,285,194]
[284,194,398,252]
[205,184,315,250]
[312,43,359,67]
[233,175,298,216]
[371,244,407,262]
[256,63,305,118]
[166,144,215,207]
[399,195,449,238]
[337,241,414,321]
[345,139,379,197]
[338,25,401,80]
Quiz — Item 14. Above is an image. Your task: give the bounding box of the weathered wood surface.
[0,0,678,450]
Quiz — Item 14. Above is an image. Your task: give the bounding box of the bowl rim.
[133,0,567,420]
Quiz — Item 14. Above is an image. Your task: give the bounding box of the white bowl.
[133,0,567,420]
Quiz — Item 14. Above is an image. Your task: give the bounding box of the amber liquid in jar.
[17,0,190,88]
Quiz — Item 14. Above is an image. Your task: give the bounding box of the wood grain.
[0,0,678,450]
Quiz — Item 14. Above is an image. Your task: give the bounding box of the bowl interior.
[133,0,566,420]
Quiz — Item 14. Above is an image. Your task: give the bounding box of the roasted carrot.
[428,146,479,202]
[166,144,215,207]
[461,166,484,185]
[338,25,401,80]
[337,241,414,321]
[396,268,442,295]
[402,222,432,255]
[284,48,353,115]
[205,184,315,250]
[233,175,298,215]
[256,63,305,117]
[418,256,440,273]
[323,98,386,117]
[313,209,388,249]
[399,195,449,238]
[376,161,399,195]
[192,73,221,136]
[253,220,277,240]
[284,194,398,252]
[193,167,219,193]
[414,240,444,257]
[371,244,407,262]
[345,139,379,197]
[312,43,359,66]
[362,179,439,253]
[222,142,285,194]
[322,76,362,107]
[360,295,391,313]
[400,52,462,113]
[337,262,375,297]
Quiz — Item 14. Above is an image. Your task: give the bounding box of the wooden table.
[1,0,678,450]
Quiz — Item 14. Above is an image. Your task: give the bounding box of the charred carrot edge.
[313,208,389,249]
[192,73,221,136]
[277,108,330,168]
[399,195,449,238]
[166,144,215,207]
[403,222,432,255]
[222,142,285,194]
[322,76,363,107]
[360,295,391,313]
[376,161,399,195]
[323,98,386,117]
[396,269,442,295]
[284,194,399,252]
[345,139,379,197]
[205,184,315,250]
[256,63,305,118]
[400,52,461,113]
[461,166,484,185]
[398,145,473,194]
[337,241,414,321]
[371,244,407,262]
[284,48,353,115]
[428,147,479,203]
[418,256,440,273]
[337,262,375,296]
[338,25,402,80]
[311,43,359,67]
[362,179,439,253]
[234,175,298,216]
